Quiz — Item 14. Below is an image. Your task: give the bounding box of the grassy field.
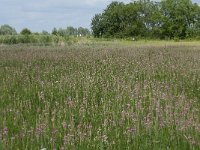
[0,41,200,149]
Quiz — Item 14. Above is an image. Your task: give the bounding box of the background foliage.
[91,0,200,39]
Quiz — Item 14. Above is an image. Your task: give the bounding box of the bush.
[20,28,32,35]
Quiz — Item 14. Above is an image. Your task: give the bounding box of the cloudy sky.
[0,0,199,32]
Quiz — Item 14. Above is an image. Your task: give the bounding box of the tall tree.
[91,14,104,37]
[91,0,200,39]
[160,0,198,39]
[101,1,125,37]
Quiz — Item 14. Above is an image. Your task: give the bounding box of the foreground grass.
[0,43,200,149]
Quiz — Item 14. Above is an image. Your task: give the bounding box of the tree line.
[91,0,200,39]
[0,25,90,45]
[0,25,91,37]
[52,27,90,37]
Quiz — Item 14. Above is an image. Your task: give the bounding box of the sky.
[0,0,199,33]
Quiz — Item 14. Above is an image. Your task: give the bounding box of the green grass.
[0,42,200,149]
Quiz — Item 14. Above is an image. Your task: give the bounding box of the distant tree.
[51,26,90,37]
[83,28,91,36]
[77,27,90,36]
[33,32,40,35]
[20,28,31,35]
[42,30,49,35]
[0,24,17,35]
[52,28,58,35]
[66,26,77,36]
[57,28,66,37]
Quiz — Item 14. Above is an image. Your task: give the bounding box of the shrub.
[20,28,32,35]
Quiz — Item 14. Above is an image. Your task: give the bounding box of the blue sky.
[0,0,199,32]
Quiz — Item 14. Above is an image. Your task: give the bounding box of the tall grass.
[0,43,200,149]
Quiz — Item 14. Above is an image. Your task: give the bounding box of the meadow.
[0,41,200,149]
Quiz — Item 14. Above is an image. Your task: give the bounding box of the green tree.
[160,0,198,39]
[101,1,125,37]
[0,24,17,35]
[118,2,145,37]
[66,26,77,36]
[91,14,104,37]
[52,28,58,35]
[77,27,90,36]
[185,2,200,38]
[91,0,200,39]
[20,28,31,35]
[42,30,49,35]
[57,28,66,37]
[134,0,162,38]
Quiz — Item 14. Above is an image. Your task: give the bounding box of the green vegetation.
[0,42,200,149]
[0,25,91,45]
[52,27,91,37]
[91,0,200,39]
[20,28,32,35]
[0,0,200,149]
[0,24,17,35]
[0,35,78,45]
